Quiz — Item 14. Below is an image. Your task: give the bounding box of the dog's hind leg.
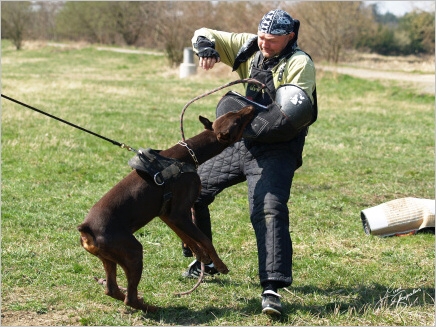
[115,234,159,313]
[79,225,127,302]
[101,258,126,302]
[93,232,158,312]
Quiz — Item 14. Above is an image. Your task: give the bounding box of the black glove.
[194,36,220,60]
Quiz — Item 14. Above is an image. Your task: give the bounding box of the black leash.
[1,94,138,153]
[3,78,269,152]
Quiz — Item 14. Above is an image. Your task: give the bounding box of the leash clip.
[120,143,138,153]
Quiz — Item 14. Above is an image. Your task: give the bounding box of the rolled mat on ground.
[361,197,435,237]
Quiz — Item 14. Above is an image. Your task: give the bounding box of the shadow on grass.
[289,283,435,316]
[139,283,435,325]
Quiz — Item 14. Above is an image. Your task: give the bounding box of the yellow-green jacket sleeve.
[273,51,316,104]
[192,28,256,78]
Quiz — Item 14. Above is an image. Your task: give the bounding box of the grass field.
[1,40,434,326]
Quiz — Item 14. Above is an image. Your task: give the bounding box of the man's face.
[257,31,294,59]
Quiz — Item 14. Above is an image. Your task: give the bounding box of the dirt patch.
[319,65,435,94]
[21,40,90,51]
[319,51,435,94]
[1,309,81,326]
[344,51,434,74]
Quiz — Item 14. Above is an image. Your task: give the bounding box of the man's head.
[257,9,297,59]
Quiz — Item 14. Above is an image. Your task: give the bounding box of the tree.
[106,2,149,46]
[152,1,215,66]
[55,2,116,43]
[289,1,373,63]
[356,7,435,55]
[213,1,270,33]
[28,2,63,40]
[1,1,32,50]
[360,24,399,55]
[399,11,435,54]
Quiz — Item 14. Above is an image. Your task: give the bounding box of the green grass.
[1,39,434,326]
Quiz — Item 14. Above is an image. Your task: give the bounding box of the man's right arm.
[192,28,255,70]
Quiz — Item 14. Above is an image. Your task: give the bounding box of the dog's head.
[199,105,255,144]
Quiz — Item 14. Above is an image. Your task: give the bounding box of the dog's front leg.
[160,215,210,263]
[163,211,229,274]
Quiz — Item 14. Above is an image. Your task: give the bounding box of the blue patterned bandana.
[258,9,294,35]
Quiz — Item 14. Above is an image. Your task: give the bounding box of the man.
[182,9,317,315]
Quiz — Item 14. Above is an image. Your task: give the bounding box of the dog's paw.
[217,264,229,274]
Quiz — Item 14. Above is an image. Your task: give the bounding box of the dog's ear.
[199,115,213,130]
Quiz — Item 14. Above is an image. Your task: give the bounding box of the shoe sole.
[262,306,282,315]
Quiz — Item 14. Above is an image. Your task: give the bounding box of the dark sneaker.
[261,290,282,315]
[181,260,219,278]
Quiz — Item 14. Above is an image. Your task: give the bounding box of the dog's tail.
[77,224,99,255]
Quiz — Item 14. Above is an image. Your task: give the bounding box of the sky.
[365,1,435,16]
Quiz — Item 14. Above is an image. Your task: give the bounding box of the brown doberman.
[77,105,255,312]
